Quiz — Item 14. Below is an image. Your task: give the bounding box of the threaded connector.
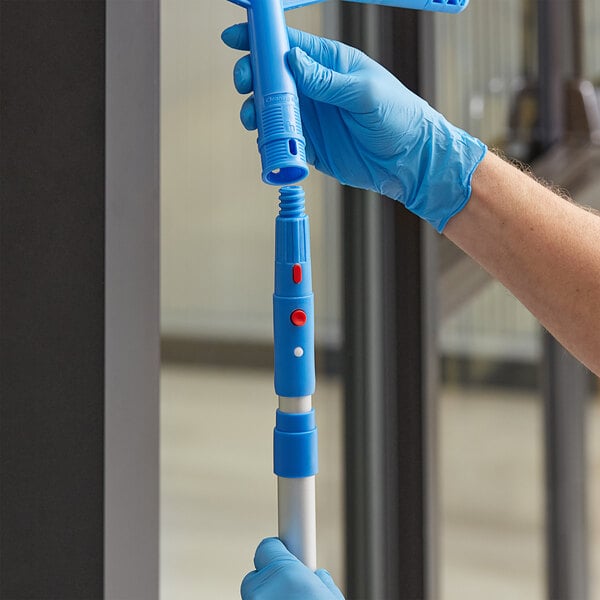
[259,94,308,186]
[278,186,305,218]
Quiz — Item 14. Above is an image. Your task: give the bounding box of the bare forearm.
[444,151,600,376]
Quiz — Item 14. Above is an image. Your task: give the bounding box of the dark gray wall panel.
[0,1,106,597]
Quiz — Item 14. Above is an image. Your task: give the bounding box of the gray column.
[537,2,590,599]
[0,1,159,598]
[341,6,439,599]
[105,1,160,598]
[543,338,588,600]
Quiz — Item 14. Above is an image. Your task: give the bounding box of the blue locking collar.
[274,409,318,478]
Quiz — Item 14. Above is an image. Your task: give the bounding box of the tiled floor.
[161,365,599,599]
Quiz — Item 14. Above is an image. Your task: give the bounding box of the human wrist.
[400,119,487,232]
[437,123,488,232]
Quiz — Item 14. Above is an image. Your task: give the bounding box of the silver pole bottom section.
[277,395,317,570]
[278,475,317,571]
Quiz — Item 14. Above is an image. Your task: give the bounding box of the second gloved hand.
[241,538,344,600]
[222,24,486,232]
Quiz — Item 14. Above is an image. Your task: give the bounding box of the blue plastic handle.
[228,0,310,186]
[273,186,315,397]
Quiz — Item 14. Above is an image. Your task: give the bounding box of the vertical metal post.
[536,0,566,148]
[341,6,438,599]
[537,2,589,599]
[543,339,589,600]
[0,2,159,598]
[105,1,160,598]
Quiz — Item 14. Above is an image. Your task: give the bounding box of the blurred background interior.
[160,1,600,599]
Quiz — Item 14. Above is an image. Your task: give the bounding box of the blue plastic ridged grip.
[274,409,318,478]
[246,0,309,186]
[273,187,315,398]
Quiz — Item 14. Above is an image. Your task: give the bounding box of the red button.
[290,309,307,327]
[292,264,302,284]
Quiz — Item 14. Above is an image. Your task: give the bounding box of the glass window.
[583,0,600,81]
[434,0,537,151]
[434,2,546,598]
[439,283,545,600]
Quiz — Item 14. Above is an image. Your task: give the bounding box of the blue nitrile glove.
[221,24,487,232]
[241,538,344,600]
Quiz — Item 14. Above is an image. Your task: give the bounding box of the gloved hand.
[222,23,486,232]
[241,538,344,600]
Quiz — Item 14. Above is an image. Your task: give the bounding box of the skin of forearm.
[444,151,600,376]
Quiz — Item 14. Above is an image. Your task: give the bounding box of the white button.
[294,347,304,358]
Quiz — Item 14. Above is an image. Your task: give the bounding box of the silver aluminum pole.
[278,395,318,570]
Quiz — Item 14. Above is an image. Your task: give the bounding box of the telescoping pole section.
[273,186,318,569]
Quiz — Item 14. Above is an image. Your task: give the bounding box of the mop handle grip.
[228,0,309,186]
